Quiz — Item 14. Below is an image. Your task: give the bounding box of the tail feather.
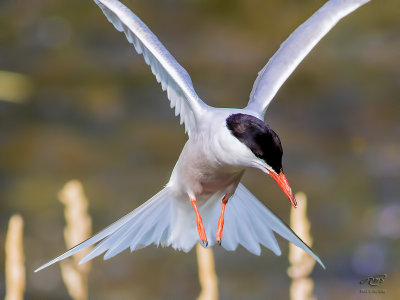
[79,188,174,264]
[103,197,170,260]
[35,188,174,271]
[224,196,262,254]
[35,183,325,272]
[223,184,325,268]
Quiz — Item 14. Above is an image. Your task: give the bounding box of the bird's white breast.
[168,108,261,199]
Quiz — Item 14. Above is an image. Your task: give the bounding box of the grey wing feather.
[94,0,209,135]
[246,0,370,116]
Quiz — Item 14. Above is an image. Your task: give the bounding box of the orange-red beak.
[269,170,297,208]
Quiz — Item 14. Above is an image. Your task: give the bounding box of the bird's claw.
[217,238,222,246]
[201,239,208,247]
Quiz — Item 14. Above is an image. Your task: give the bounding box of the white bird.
[35,0,371,272]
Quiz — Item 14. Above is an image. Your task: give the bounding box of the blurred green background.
[1,0,399,299]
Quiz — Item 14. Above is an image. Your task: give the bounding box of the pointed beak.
[268,170,297,208]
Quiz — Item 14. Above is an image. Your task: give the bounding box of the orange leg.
[190,197,208,247]
[216,195,229,245]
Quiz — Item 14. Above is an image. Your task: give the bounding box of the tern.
[36,0,371,272]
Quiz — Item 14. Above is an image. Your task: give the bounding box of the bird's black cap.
[226,113,283,173]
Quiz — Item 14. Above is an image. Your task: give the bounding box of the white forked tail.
[35,184,324,272]
[222,184,324,268]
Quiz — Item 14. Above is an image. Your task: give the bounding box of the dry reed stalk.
[5,214,25,300]
[58,180,92,300]
[196,243,218,300]
[288,192,316,300]
[0,70,33,103]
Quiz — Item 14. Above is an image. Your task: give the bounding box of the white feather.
[35,184,325,272]
[246,0,370,116]
[35,0,372,272]
[94,0,209,135]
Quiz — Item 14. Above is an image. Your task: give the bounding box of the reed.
[196,243,218,300]
[288,192,316,300]
[5,214,25,300]
[0,70,33,103]
[58,180,92,300]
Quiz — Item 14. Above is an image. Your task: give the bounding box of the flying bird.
[36,0,371,272]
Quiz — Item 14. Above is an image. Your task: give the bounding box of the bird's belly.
[197,170,239,194]
[180,158,244,197]
[170,134,246,198]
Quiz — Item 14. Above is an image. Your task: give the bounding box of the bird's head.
[226,113,297,207]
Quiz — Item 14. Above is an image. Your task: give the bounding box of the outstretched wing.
[94,0,209,135]
[246,0,370,116]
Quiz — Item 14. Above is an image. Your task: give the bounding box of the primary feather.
[94,0,209,135]
[246,0,370,116]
